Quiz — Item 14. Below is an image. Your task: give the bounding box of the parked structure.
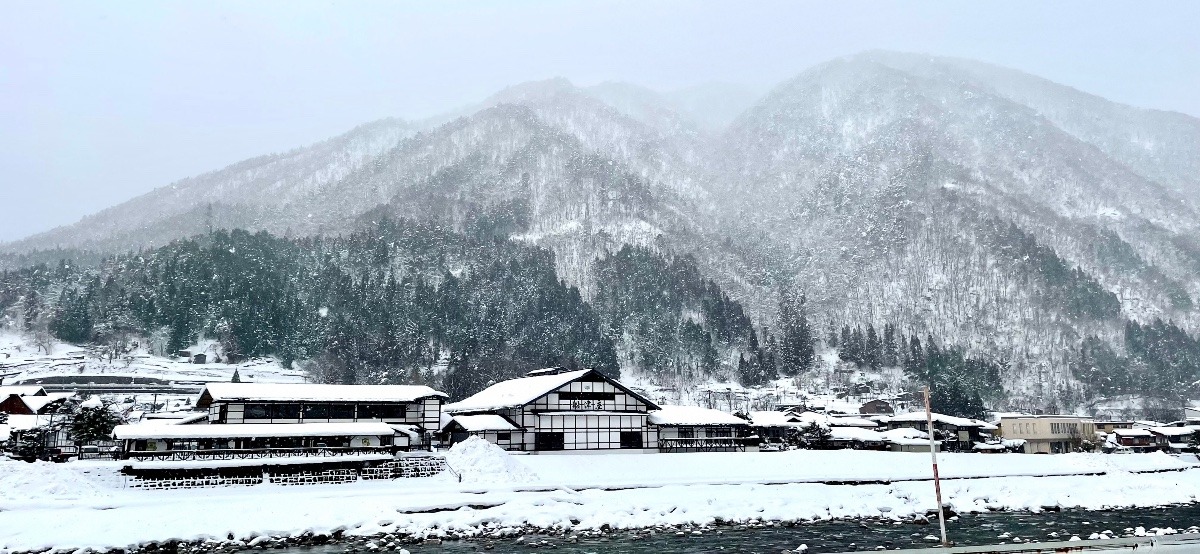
[647,405,756,452]
[443,367,660,453]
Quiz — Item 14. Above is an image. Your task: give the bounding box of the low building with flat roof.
[999,415,1096,454]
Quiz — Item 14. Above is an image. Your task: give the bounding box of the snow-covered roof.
[888,438,940,447]
[829,427,884,442]
[137,412,209,425]
[5,414,53,431]
[1149,426,1197,437]
[648,405,747,426]
[0,385,46,397]
[19,393,73,413]
[973,442,1005,451]
[828,416,880,428]
[197,383,446,408]
[445,369,592,412]
[444,414,518,432]
[880,427,928,440]
[113,422,398,440]
[891,411,983,427]
[747,411,803,427]
[1113,428,1153,438]
[446,369,657,413]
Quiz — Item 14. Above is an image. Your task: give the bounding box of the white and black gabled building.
[442,367,662,453]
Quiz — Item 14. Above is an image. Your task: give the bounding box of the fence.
[123,455,452,490]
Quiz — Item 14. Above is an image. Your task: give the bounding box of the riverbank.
[1,448,1198,553]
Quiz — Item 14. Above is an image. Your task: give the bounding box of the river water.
[284,504,1200,554]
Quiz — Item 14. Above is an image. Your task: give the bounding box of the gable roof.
[892,411,985,428]
[0,386,47,397]
[196,383,447,408]
[441,414,519,432]
[20,393,74,414]
[445,368,659,413]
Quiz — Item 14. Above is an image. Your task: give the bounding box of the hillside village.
[4,344,1200,489]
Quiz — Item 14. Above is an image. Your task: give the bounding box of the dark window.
[303,403,330,420]
[707,427,733,438]
[677,427,694,438]
[328,404,356,419]
[620,431,643,449]
[269,403,301,419]
[535,432,565,451]
[496,432,511,441]
[557,391,616,401]
[359,404,405,419]
[244,404,271,419]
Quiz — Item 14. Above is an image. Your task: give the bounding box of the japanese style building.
[115,383,448,461]
[443,367,661,453]
[647,405,756,452]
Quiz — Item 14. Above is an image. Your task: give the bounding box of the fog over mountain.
[4,52,1199,415]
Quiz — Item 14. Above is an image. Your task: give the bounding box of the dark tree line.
[2,219,626,400]
[834,322,901,370]
[1071,318,1200,403]
[591,245,753,380]
[986,219,1121,320]
[902,334,1004,419]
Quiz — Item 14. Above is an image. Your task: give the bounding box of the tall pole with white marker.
[924,386,949,547]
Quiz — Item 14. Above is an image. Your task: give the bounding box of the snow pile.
[0,460,117,502]
[443,437,539,484]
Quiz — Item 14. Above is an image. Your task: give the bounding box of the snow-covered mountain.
[715,52,1200,408]
[4,52,1199,411]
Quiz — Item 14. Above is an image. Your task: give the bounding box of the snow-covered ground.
[0,332,306,387]
[1,442,1197,553]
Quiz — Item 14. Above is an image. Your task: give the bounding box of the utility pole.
[924,386,949,547]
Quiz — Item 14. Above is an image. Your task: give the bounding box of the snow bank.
[443,437,538,484]
[0,451,1196,552]
[0,460,118,503]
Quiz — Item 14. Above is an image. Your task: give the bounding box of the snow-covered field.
[0,332,306,387]
[1,443,1198,553]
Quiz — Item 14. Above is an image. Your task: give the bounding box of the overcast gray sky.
[2,1,1198,243]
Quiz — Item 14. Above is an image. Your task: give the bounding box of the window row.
[675,426,734,438]
[537,415,645,430]
[238,403,407,421]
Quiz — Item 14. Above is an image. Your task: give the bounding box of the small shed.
[440,413,521,449]
[859,399,894,415]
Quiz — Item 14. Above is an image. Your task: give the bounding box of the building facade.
[999,415,1096,454]
[444,367,661,453]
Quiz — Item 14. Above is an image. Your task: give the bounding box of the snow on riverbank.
[0,451,1197,552]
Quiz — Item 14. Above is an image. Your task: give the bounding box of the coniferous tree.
[865,324,882,371]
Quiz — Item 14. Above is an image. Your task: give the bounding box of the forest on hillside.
[3,217,1197,416]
